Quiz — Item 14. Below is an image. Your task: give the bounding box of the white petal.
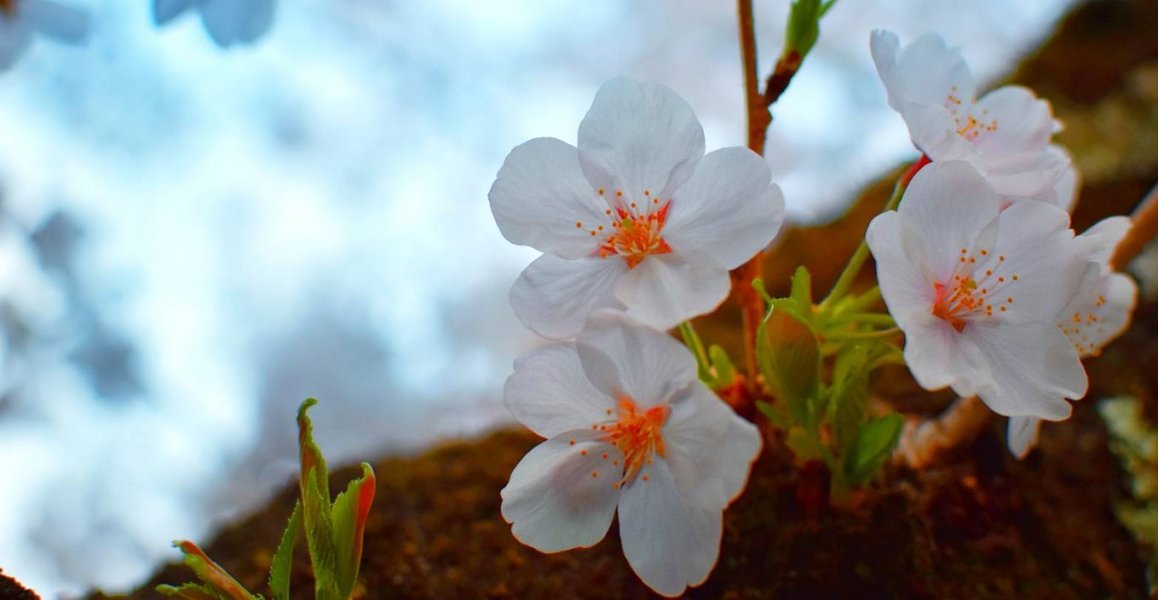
[0,19,33,71]
[973,86,1056,158]
[1009,147,1078,210]
[575,311,696,409]
[501,435,620,553]
[901,313,985,394]
[663,147,785,269]
[1051,149,1080,212]
[615,255,730,331]
[1059,270,1137,357]
[618,458,721,597]
[866,211,936,329]
[490,137,608,259]
[1078,216,1131,266]
[505,343,616,438]
[510,254,626,340]
[898,160,1001,280]
[154,0,194,25]
[987,200,1082,322]
[983,149,1068,197]
[662,384,761,511]
[23,0,89,43]
[1007,416,1041,459]
[900,102,980,162]
[577,77,705,203]
[870,30,975,113]
[966,321,1084,419]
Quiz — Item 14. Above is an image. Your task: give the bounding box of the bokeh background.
[0,0,1079,594]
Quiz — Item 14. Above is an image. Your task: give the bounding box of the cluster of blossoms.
[0,0,274,69]
[866,30,1137,457]
[489,77,785,596]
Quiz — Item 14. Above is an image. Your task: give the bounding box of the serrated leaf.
[268,501,301,600]
[297,398,330,502]
[756,309,820,426]
[331,463,376,599]
[157,583,231,600]
[303,466,341,600]
[168,541,258,600]
[847,413,904,485]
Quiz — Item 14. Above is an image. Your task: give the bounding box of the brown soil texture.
[0,570,39,600]
[86,0,1158,598]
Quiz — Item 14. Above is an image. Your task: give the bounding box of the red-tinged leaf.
[331,463,376,598]
[169,541,258,600]
[296,398,330,502]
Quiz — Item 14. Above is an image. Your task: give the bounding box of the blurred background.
[0,0,1079,594]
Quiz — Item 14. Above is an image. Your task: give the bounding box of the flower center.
[945,85,997,143]
[931,248,1018,332]
[597,396,668,487]
[597,203,672,268]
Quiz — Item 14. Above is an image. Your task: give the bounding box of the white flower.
[154,0,275,48]
[500,311,762,597]
[490,77,785,339]
[0,0,88,71]
[866,160,1090,423]
[1008,216,1138,457]
[870,30,1071,206]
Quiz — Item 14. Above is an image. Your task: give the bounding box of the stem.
[893,395,990,469]
[733,0,767,393]
[1111,181,1158,271]
[679,321,712,381]
[838,286,882,314]
[826,312,895,328]
[733,0,808,394]
[821,155,930,309]
[822,327,900,342]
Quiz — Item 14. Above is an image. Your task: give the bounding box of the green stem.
[679,321,712,381]
[821,156,929,310]
[827,312,895,328]
[823,327,902,342]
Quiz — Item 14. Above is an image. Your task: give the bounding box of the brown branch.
[894,395,991,469]
[732,0,807,397]
[1110,181,1158,271]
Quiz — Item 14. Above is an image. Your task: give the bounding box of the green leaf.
[303,468,342,600]
[331,463,376,599]
[756,308,820,426]
[157,583,231,600]
[268,501,301,600]
[846,413,904,485]
[678,321,713,384]
[789,266,813,311]
[297,398,330,502]
[785,0,823,58]
[708,344,736,387]
[166,541,258,600]
[830,345,872,456]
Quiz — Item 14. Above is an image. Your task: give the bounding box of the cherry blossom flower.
[1008,216,1138,457]
[490,77,785,339]
[0,0,88,71]
[153,0,275,48]
[500,311,762,597]
[866,160,1090,423]
[870,30,1072,206]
